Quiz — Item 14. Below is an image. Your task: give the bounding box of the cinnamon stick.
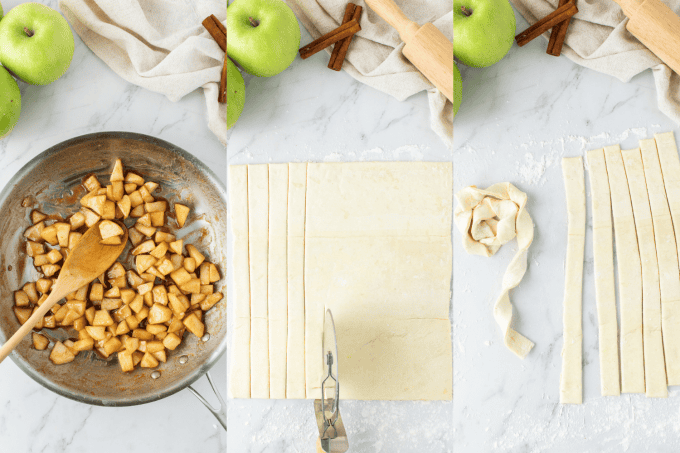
[328,4,362,71]
[219,53,228,104]
[202,14,226,52]
[515,1,578,47]
[299,19,361,60]
[328,4,355,68]
[546,0,574,56]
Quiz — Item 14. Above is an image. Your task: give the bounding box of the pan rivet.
[201,333,210,342]
[179,355,188,364]
[151,371,161,379]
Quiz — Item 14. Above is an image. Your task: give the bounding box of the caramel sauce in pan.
[53,183,87,206]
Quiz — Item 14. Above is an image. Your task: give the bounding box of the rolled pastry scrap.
[454,182,535,359]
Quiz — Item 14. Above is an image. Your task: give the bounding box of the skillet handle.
[187,371,226,430]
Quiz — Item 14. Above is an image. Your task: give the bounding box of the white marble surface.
[454,7,680,452]
[0,0,226,451]
[226,18,453,453]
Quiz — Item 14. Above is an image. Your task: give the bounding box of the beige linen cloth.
[510,0,680,125]
[285,0,453,147]
[455,183,535,359]
[59,0,226,146]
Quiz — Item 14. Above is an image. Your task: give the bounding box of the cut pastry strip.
[586,149,620,396]
[560,157,586,404]
[604,145,645,394]
[654,131,680,385]
[622,148,667,398]
[641,138,680,386]
[248,164,270,398]
[305,162,452,400]
[286,163,307,399]
[268,164,288,399]
[228,165,251,398]
[454,183,535,359]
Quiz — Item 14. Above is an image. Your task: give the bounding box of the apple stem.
[248,17,260,27]
[23,27,35,37]
[461,6,473,16]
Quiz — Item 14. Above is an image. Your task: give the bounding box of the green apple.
[227,58,245,129]
[0,3,75,85]
[454,64,462,117]
[0,66,21,138]
[227,0,300,77]
[453,0,515,68]
[0,2,4,21]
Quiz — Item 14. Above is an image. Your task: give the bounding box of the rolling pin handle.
[609,0,644,16]
[364,0,420,42]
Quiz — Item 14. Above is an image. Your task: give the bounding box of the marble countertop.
[226,18,453,453]
[454,7,680,453]
[0,1,226,451]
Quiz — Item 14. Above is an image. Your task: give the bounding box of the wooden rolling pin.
[364,0,453,103]
[613,0,680,75]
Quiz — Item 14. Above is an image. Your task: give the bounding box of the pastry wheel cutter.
[314,309,349,453]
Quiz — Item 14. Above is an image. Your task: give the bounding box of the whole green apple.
[453,0,515,68]
[227,57,245,130]
[454,64,462,117]
[227,0,300,77]
[0,66,21,138]
[0,3,75,85]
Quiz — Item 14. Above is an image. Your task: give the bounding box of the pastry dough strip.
[268,164,288,399]
[286,163,307,399]
[604,146,645,394]
[248,164,270,398]
[228,165,251,398]
[622,148,667,398]
[586,149,620,396]
[653,132,680,385]
[560,157,585,404]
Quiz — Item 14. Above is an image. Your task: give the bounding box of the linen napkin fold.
[509,0,680,125]
[285,0,453,148]
[59,0,226,146]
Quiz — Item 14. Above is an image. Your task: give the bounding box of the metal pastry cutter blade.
[314,309,349,453]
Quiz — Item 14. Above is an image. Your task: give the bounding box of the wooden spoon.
[0,220,128,364]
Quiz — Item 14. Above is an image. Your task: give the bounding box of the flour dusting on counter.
[509,126,664,187]
[322,144,429,162]
[486,391,680,452]
[228,399,452,451]
[323,152,343,162]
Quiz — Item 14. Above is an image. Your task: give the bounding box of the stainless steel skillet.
[0,132,226,428]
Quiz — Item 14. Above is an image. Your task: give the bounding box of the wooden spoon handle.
[364,0,419,42]
[0,290,63,363]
